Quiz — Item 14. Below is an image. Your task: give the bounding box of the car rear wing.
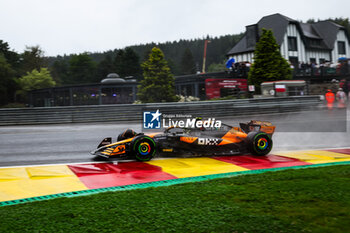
[239,120,275,136]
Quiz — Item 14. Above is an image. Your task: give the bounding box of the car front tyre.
[131,135,156,161]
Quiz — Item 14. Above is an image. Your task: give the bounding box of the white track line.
[0,161,116,169]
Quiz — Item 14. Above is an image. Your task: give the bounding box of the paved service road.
[0,109,349,167]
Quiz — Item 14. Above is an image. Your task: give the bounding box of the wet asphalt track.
[0,109,349,167]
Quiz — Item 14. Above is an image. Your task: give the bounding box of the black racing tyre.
[131,135,156,162]
[246,131,273,156]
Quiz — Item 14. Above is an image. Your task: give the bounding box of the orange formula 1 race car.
[91,120,275,162]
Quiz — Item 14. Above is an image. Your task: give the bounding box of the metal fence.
[0,96,321,126]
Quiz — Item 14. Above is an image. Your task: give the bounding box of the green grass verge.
[1,165,350,232]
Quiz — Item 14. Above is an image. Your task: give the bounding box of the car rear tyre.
[246,131,272,156]
[131,135,156,161]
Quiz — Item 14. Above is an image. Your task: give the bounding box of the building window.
[338,41,346,54]
[288,37,298,51]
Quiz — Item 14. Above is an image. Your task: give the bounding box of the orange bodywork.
[260,125,276,135]
[178,128,248,146]
[219,128,247,145]
[94,120,275,159]
[180,137,198,143]
[111,144,126,156]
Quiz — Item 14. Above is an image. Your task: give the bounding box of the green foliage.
[20,46,47,75]
[128,34,243,75]
[0,40,21,106]
[0,40,20,71]
[46,34,243,82]
[166,58,180,75]
[50,57,69,86]
[96,54,115,81]
[123,47,142,77]
[113,49,125,77]
[17,68,56,91]
[49,47,141,86]
[0,54,16,106]
[1,165,350,232]
[180,48,196,75]
[137,47,178,103]
[248,28,292,92]
[114,48,141,78]
[68,53,97,84]
[207,61,226,73]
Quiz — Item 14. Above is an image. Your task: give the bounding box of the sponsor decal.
[275,84,286,92]
[163,118,221,128]
[112,144,126,155]
[198,138,220,146]
[162,148,173,152]
[180,137,198,144]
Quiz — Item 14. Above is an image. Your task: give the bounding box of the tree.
[0,54,16,105]
[180,48,196,75]
[137,47,178,103]
[123,47,141,77]
[0,40,20,71]
[96,54,115,81]
[50,58,69,86]
[16,68,55,102]
[248,28,292,92]
[166,58,180,76]
[47,34,244,78]
[128,34,243,75]
[0,40,20,105]
[113,48,141,78]
[114,49,125,77]
[17,68,56,92]
[68,53,97,84]
[20,46,47,75]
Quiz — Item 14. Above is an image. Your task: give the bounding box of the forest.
[47,33,243,80]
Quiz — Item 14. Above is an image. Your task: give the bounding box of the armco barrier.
[0,96,321,126]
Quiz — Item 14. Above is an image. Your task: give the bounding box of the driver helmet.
[117,128,137,141]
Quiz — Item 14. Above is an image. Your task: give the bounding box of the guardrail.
[0,96,321,126]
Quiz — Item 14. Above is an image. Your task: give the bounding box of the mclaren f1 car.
[91,120,275,162]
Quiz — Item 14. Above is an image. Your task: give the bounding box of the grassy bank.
[1,165,350,232]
